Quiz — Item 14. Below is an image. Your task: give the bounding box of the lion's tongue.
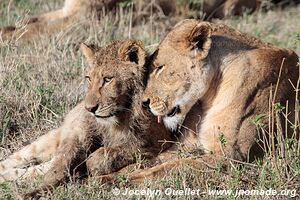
[157,116,162,124]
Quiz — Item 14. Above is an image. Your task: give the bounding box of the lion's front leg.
[22,137,90,199]
[0,128,61,176]
[86,146,137,176]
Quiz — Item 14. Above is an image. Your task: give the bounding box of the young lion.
[0,39,173,196]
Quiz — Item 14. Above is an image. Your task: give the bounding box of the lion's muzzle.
[147,97,168,116]
[85,103,99,114]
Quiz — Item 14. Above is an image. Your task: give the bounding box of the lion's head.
[81,40,146,125]
[143,20,217,130]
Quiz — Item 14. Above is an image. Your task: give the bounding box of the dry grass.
[0,1,299,199]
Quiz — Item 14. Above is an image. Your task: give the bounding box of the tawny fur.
[114,19,299,182]
[0,39,173,198]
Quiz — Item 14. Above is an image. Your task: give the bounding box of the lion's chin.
[162,115,183,131]
[95,116,118,126]
[149,104,182,129]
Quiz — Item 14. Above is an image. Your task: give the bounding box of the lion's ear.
[188,22,212,60]
[118,40,146,66]
[80,43,97,66]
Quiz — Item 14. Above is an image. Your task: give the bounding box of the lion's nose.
[142,98,150,108]
[85,104,99,114]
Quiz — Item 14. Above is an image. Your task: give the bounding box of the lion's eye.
[85,75,91,83]
[103,77,113,83]
[157,65,164,70]
[156,65,164,71]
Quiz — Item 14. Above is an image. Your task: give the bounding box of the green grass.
[0,1,300,199]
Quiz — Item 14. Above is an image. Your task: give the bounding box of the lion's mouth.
[157,106,180,123]
[167,106,180,117]
[95,112,115,118]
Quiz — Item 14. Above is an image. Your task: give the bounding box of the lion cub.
[0,39,172,195]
